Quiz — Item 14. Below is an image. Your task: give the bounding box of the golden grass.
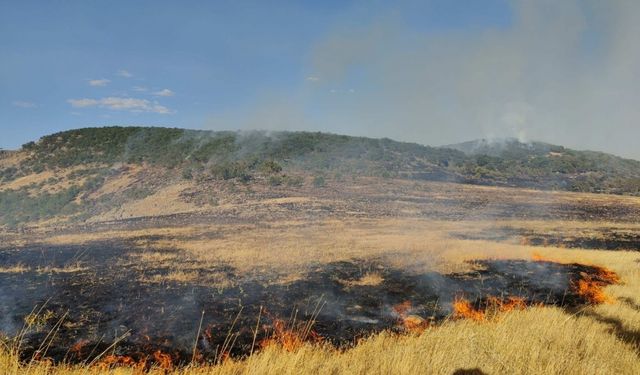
[88,182,205,222]
[21,215,640,279]
[87,164,143,198]
[0,263,29,273]
[340,272,385,287]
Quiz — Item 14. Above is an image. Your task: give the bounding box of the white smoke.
[207,0,640,159]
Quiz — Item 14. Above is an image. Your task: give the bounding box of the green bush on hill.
[9,126,640,195]
[0,186,81,226]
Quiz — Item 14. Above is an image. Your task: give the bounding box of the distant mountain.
[1,127,639,226]
[445,137,640,193]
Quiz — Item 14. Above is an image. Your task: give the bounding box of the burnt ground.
[451,227,640,251]
[0,240,615,366]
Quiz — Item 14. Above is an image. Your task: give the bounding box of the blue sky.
[2,1,639,159]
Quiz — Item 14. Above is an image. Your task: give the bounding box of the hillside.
[1,126,640,227]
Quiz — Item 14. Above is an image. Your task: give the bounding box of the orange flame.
[452,298,485,321]
[402,315,429,333]
[259,318,322,352]
[572,265,619,304]
[69,339,90,356]
[392,301,429,333]
[591,266,620,284]
[486,296,528,313]
[153,350,173,370]
[96,355,144,370]
[393,301,412,316]
[574,279,609,304]
[531,251,548,262]
[96,350,173,370]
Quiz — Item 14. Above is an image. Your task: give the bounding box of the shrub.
[210,161,252,181]
[313,175,326,188]
[285,175,304,187]
[269,175,284,186]
[0,186,81,226]
[182,168,193,180]
[260,160,283,174]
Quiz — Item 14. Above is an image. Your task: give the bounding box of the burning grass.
[2,306,640,374]
[452,296,529,322]
[0,238,624,371]
[571,265,620,305]
[392,301,431,333]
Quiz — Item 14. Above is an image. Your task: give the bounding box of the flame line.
[84,330,132,369]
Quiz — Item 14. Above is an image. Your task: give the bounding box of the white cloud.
[88,79,110,87]
[116,69,133,78]
[132,86,148,92]
[67,98,99,107]
[67,96,173,114]
[152,89,175,97]
[306,76,320,82]
[12,100,36,108]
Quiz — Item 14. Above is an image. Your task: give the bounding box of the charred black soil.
[0,240,618,367]
[452,227,640,251]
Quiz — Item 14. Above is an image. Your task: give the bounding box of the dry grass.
[0,165,96,194]
[3,218,639,374]
[141,270,202,284]
[0,263,29,273]
[3,178,640,374]
[3,305,639,374]
[35,262,87,274]
[0,263,87,274]
[87,165,143,198]
[88,182,206,222]
[340,272,385,287]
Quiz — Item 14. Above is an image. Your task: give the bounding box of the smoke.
[208,0,640,159]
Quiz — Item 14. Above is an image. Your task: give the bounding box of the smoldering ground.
[0,239,617,366]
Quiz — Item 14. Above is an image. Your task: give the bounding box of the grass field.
[1,178,639,374]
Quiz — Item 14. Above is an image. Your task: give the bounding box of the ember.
[69,339,91,358]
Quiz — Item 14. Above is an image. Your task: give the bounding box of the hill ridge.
[1,126,640,227]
